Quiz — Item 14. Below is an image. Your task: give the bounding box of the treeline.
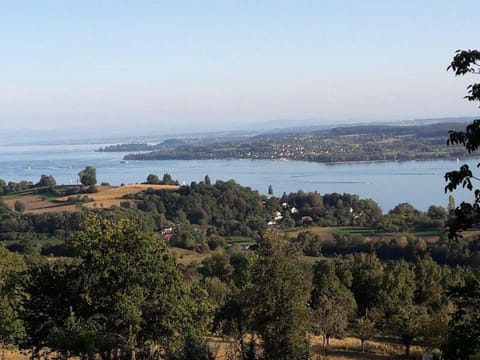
[2,175,473,266]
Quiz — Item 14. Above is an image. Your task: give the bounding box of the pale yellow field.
[0,348,27,360]
[78,184,179,209]
[59,184,179,202]
[2,336,422,360]
[4,184,179,213]
[4,195,79,214]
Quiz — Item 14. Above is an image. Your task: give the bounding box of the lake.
[0,143,476,212]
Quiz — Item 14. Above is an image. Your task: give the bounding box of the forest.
[0,168,479,359]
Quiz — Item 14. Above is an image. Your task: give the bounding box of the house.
[273,211,283,221]
[160,227,173,235]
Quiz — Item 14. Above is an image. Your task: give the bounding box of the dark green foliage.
[379,261,416,317]
[350,253,383,315]
[293,231,323,256]
[78,165,97,186]
[145,173,161,184]
[250,231,311,360]
[199,249,234,281]
[36,175,56,188]
[311,260,356,347]
[0,180,33,194]
[20,213,197,358]
[414,256,445,309]
[134,179,269,238]
[443,271,480,359]
[445,49,480,239]
[14,200,25,212]
[351,311,377,353]
[378,202,444,232]
[162,173,178,185]
[166,332,215,360]
[0,247,26,345]
[170,224,209,252]
[204,175,211,185]
[388,305,430,357]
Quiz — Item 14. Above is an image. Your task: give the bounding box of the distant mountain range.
[0,116,476,146]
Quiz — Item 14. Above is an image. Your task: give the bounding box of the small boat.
[120,160,128,164]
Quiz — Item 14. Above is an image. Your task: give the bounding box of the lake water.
[0,143,477,212]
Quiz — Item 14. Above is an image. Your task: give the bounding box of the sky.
[0,0,479,136]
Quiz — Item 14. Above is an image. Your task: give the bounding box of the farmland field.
[2,184,179,213]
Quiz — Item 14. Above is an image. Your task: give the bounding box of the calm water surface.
[0,143,476,212]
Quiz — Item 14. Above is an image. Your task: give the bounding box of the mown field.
[286,226,442,245]
[2,184,179,213]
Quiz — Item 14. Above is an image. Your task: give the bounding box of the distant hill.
[124,121,473,163]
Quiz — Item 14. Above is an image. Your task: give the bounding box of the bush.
[14,200,25,212]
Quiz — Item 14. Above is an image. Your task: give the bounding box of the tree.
[145,173,161,184]
[249,230,311,359]
[350,253,383,314]
[443,271,480,359]
[352,312,377,353]
[379,261,416,317]
[63,214,198,358]
[310,260,356,348]
[267,184,273,196]
[444,49,480,239]
[199,249,234,281]
[14,200,25,212]
[78,166,97,186]
[36,175,56,188]
[162,173,178,185]
[0,247,26,345]
[388,305,429,358]
[204,175,211,186]
[21,260,101,358]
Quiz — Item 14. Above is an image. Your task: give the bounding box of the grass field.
[170,246,210,265]
[286,225,446,247]
[225,236,255,245]
[2,184,179,214]
[286,226,377,238]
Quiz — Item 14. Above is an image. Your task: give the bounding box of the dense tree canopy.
[249,231,311,359]
[445,49,480,238]
[78,166,97,187]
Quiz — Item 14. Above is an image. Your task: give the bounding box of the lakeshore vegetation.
[101,121,475,164]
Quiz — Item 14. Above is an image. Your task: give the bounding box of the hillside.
[123,122,471,162]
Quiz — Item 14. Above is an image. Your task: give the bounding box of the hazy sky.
[1,1,479,134]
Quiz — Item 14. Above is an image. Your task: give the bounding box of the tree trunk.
[405,342,411,358]
[361,338,365,353]
[239,323,246,360]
